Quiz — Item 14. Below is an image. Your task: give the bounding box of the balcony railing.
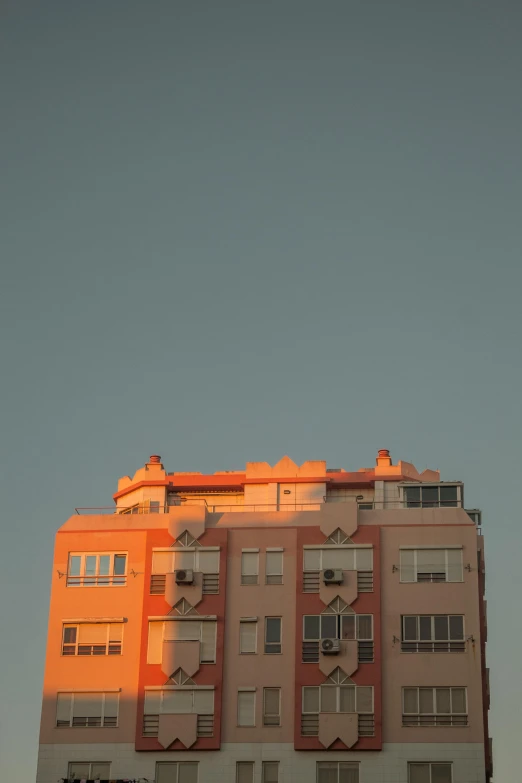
[142,714,213,738]
[300,713,374,737]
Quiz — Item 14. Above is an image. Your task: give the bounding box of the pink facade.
[37,451,492,783]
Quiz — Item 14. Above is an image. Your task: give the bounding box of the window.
[265,617,282,653]
[263,688,281,726]
[302,685,373,714]
[358,503,373,510]
[403,687,467,726]
[68,762,111,780]
[239,620,257,654]
[262,761,279,783]
[403,484,461,508]
[56,692,119,727]
[408,762,452,783]
[237,691,256,726]
[241,551,259,585]
[144,688,214,715]
[303,547,373,572]
[401,615,465,653]
[156,761,199,783]
[400,549,463,583]
[304,614,373,641]
[62,623,123,656]
[152,548,220,574]
[266,550,283,584]
[237,762,254,783]
[147,620,217,664]
[67,553,127,586]
[303,614,373,663]
[317,762,359,783]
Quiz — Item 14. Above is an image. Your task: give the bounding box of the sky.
[0,1,520,779]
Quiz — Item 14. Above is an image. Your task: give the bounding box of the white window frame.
[237,690,256,727]
[399,547,464,583]
[303,546,373,572]
[151,547,220,574]
[241,550,259,585]
[303,614,373,641]
[144,687,215,715]
[263,687,281,726]
[67,552,127,586]
[317,761,360,783]
[67,762,111,780]
[302,685,374,714]
[401,483,462,508]
[61,622,123,656]
[239,619,258,654]
[402,687,468,717]
[408,762,453,783]
[156,761,199,783]
[401,615,465,643]
[56,691,119,728]
[264,617,282,654]
[265,549,284,585]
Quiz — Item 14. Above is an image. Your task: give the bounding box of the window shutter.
[263,688,280,723]
[266,551,283,580]
[355,548,372,571]
[302,687,319,713]
[339,764,359,783]
[237,762,254,783]
[451,688,466,713]
[419,689,434,714]
[152,551,173,574]
[179,763,199,783]
[400,549,415,582]
[194,689,214,715]
[241,552,259,583]
[91,764,111,780]
[320,686,337,712]
[198,550,220,573]
[356,615,373,640]
[144,690,161,714]
[103,693,119,720]
[164,621,200,641]
[263,761,279,783]
[237,691,255,726]
[147,622,163,664]
[240,621,257,653]
[409,764,431,783]
[109,623,123,642]
[78,623,108,644]
[174,550,195,570]
[304,549,320,571]
[322,548,350,570]
[447,549,463,582]
[435,688,451,714]
[56,693,72,725]
[339,686,356,713]
[201,621,217,662]
[162,690,192,713]
[355,686,373,713]
[73,693,102,718]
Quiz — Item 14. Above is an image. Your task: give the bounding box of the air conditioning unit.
[322,568,343,584]
[321,638,341,655]
[175,569,194,584]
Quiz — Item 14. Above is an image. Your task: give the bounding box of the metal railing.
[300,713,375,737]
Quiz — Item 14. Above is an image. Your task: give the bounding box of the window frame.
[265,549,284,585]
[67,762,111,780]
[317,761,360,783]
[239,619,258,654]
[262,761,279,783]
[67,552,127,587]
[303,546,373,572]
[399,548,464,583]
[408,762,453,783]
[56,691,119,728]
[151,547,221,575]
[61,622,123,657]
[144,688,215,716]
[302,685,374,714]
[401,483,462,509]
[402,687,468,719]
[401,615,465,642]
[303,613,373,641]
[263,687,281,726]
[237,690,256,727]
[241,550,259,585]
[236,761,255,783]
[156,761,199,783]
[264,617,282,654]
[148,619,217,664]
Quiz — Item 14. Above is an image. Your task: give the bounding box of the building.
[36,450,492,783]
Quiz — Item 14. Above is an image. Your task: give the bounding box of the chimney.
[376,449,392,467]
[147,454,163,470]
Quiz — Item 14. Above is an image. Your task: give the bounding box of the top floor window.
[402,484,462,509]
[400,548,463,583]
[67,553,127,587]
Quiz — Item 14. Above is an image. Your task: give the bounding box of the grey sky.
[1,2,520,779]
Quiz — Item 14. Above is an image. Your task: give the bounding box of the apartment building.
[36,450,491,783]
